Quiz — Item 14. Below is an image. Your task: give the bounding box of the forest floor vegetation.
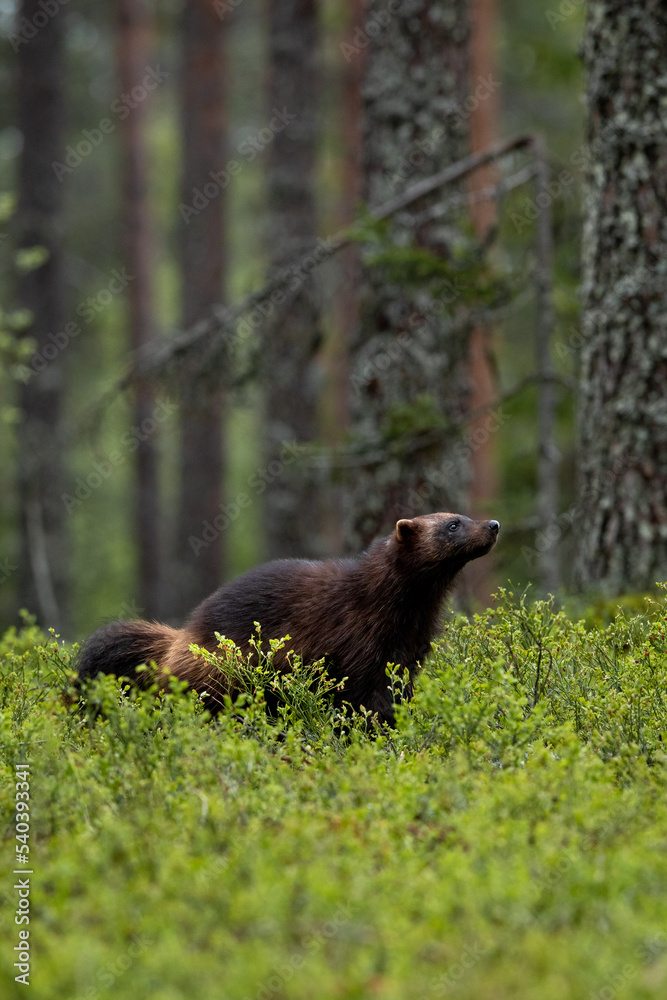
[2,587,667,998]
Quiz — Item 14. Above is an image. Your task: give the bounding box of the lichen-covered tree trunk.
[264,0,323,559]
[576,0,667,593]
[346,0,472,550]
[15,1,68,631]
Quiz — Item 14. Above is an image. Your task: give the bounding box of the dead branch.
[94,133,539,409]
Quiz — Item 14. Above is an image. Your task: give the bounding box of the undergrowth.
[1,588,667,999]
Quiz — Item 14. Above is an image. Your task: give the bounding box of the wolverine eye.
[448,521,460,531]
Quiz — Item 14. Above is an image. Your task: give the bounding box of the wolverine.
[77,513,500,725]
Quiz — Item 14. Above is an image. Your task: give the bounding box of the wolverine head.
[394,512,500,573]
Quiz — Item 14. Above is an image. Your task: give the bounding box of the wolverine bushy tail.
[76,619,179,686]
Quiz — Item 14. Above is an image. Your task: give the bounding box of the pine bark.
[576,0,667,593]
[324,0,365,557]
[346,0,472,550]
[465,0,499,602]
[15,0,68,631]
[264,0,323,559]
[117,0,162,619]
[173,0,227,613]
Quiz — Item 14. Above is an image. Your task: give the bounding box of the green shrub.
[2,590,667,999]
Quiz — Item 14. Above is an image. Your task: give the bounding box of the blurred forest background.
[0,0,664,639]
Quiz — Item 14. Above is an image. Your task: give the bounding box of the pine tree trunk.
[117,0,162,619]
[15,1,68,631]
[324,0,365,557]
[346,0,472,550]
[264,0,323,559]
[465,0,499,602]
[576,0,667,593]
[173,0,227,614]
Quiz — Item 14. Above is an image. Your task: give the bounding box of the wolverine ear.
[395,519,416,543]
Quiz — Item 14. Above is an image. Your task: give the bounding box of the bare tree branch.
[90,133,539,416]
[371,134,534,221]
[412,161,540,226]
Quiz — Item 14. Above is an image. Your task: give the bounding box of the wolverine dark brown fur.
[77,513,499,725]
